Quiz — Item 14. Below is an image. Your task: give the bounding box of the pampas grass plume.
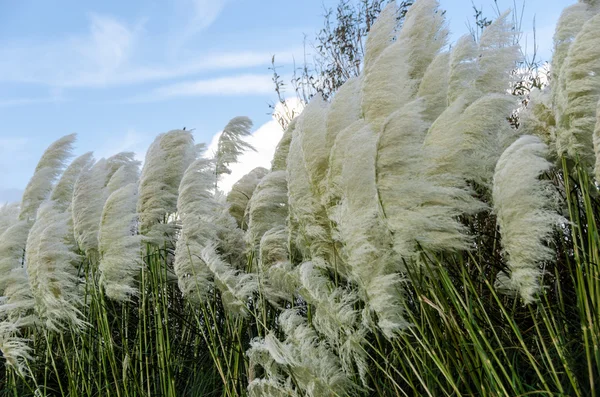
[493,135,565,304]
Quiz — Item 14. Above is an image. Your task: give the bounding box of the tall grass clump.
[2,1,600,396]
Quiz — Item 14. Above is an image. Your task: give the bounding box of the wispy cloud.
[0,97,65,107]
[0,26,299,90]
[76,49,299,88]
[0,0,300,91]
[0,13,139,88]
[178,0,228,41]
[125,74,275,102]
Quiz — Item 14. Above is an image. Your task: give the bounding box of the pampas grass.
[138,130,196,244]
[174,158,217,302]
[493,135,564,304]
[25,202,83,331]
[50,152,94,211]
[20,134,76,221]
[0,321,32,375]
[557,13,600,167]
[216,116,256,180]
[5,2,600,397]
[0,221,30,296]
[246,171,288,250]
[0,203,19,236]
[98,182,141,301]
[227,167,268,230]
[72,159,108,253]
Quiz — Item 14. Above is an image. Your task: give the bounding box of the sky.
[0,0,576,202]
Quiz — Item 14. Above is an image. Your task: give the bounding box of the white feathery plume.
[395,0,448,81]
[138,130,196,244]
[325,120,366,211]
[174,158,218,302]
[475,11,521,96]
[297,95,331,197]
[173,227,213,302]
[424,95,472,168]
[361,27,415,131]
[447,35,479,105]
[105,152,139,183]
[363,1,398,74]
[552,3,594,98]
[54,153,98,259]
[298,260,358,343]
[259,227,297,300]
[200,244,257,318]
[106,162,140,195]
[417,51,450,124]
[493,135,565,304]
[377,100,481,259]
[297,259,368,385]
[213,196,247,270]
[0,267,36,327]
[0,203,19,236]
[246,171,288,250]
[50,152,94,212]
[72,159,109,253]
[425,94,519,188]
[519,88,556,148]
[0,221,30,295]
[247,338,292,393]
[0,223,36,330]
[248,379,298,397]
[271,118,296,172]
[334,121,409,337]
[259,227,289,270]
[286,115,334,264]
[175,157,250,306]
[0,321,33,376]
[25,201,84,331]
[98,183,141,301]
[20,134,76,221]
[556,13,600,167]
[551,2,596,144]
[448,11,520,104]
[0,224,36,328]
[247,309,360,397]
[326,76,362,150]
[216,116,256,180]
[362,0,447,131]
[226,167,268,230]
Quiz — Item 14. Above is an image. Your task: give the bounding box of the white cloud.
[188,0,228,35]
[127,74,275,102]
[107,49,299,87]
[0,97,63,107]
[0,13,139,88]
[0,1,302,90]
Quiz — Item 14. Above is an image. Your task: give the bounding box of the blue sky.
[0,0,575,202]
